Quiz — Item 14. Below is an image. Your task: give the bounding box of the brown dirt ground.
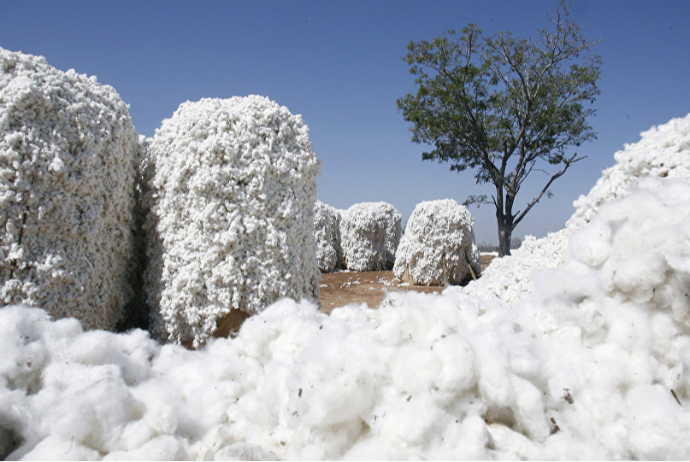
[214,254,496,339]
[318,254,496,314]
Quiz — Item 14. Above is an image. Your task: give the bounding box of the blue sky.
[2,0,690,245]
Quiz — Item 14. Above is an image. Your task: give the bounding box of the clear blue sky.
[2,0,689,245]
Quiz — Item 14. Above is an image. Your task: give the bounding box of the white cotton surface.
[313,200,343,272]
[3,102,690,460]
[340,202,401,271]
[394,199,480,285]
[0,48,141,330]
[3,175,690,462]
[143,95,321,347]
[567,113,690,230]
[461,229,571,304]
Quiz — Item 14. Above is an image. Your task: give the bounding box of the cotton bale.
[0,48,141,330]
[144,96,321,347]
[341,202,402,271]
[313,200,343,272]
[394,199,480,286]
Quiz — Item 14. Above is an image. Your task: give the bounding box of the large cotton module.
[340,201,402,271]
[313,200,343,273]
[143,95,321,347]
[394,199,480,286]
[0,48,141,331]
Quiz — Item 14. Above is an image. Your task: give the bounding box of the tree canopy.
[398,1,602,256]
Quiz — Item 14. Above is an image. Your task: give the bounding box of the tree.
[397,2,602,256]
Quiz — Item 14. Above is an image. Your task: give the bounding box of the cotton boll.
[108,419,156,454]
[341,438,411,460]
[626,384,690,459]
[428,334,477,402]
[212,443,276,461]
[48,377,138,451]
[55,329,155,386]
[298,363,375,429]
[391,346,441,397]
[16,435,101,461]
[103,435,188,461]
[434,414,491,460]
[508,375,549,441]
[130,378,182,435]
[487,423,541,460]
[473,332,513,410]
[376,394,444,448]
[569,216,611,267]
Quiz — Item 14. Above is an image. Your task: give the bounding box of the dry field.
[318,254,496,313]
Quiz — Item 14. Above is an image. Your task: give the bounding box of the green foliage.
[398,1,602,255]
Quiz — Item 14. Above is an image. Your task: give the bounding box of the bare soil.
[214,254,496,339]
[318,254,496,314]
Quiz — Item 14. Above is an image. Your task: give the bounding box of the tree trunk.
[497,213,513,257]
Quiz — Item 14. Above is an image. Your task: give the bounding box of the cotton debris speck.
[313,200,343,272]
[143,96,321,347]
[340,202,402,271]
[394,199,481,286]
[0,48,141,331]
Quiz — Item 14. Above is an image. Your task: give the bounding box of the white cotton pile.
[340,202,402,271]
[462,230,571,304]
[0,48,141,330]
[464,113,690,306]
[3,176,690,460]
[143,96,321,347]
[393,199,480,286]
[313,200,343,272]
[567,113,690,230]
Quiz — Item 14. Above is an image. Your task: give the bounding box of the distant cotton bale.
[341,202,402,271]
[313,200,343,272]
[394,199,480,286]
[0,48,141,330]
[144,95,321,347]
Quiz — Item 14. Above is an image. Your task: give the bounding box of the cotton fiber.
[462,230,570,304]
[394,199,480,285]
[340,202,401,271]
[3,176,690,459]
[143,96,321,347]
[313,200,343,272]
[0,48,141,330]
[568,113,690,230]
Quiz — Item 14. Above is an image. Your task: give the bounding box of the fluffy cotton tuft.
[394,199,480,285]
[340,202,401,271]
[313,200,343,272]
[143,95,321,347]
[462,230,571,304]
[0,48,141,330]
